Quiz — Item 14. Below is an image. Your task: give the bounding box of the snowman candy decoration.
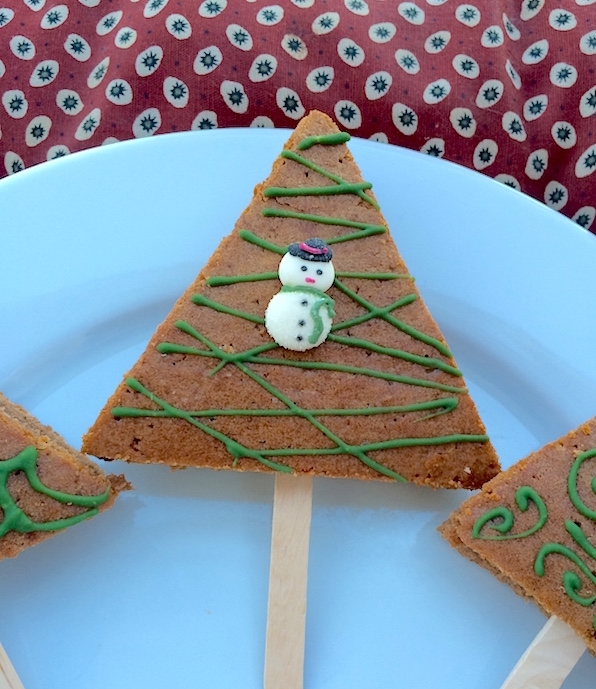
[265,238,336,351]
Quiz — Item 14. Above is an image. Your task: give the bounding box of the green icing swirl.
[112,131,491,480]
[0,446,109,538]
[472,486,547,540]
[568,448,596,519]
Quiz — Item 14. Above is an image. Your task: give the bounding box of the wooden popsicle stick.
[499,616,585,689]
[0,643,25,689]
[264,473,313,689]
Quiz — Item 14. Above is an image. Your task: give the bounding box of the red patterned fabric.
[1,0,595,230]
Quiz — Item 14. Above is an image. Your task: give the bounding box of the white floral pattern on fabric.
[3,90,28,119]
[136,46,163,77]
[192,110,218,129]
[452,54,479,79]
[334,99,362,128]
[423,78,451,104]
[368,22,396,43]
[525,148,548,180]
[544,180,568,210]
[398,2,425,25]
[421,137,445,156]
[220,80,248,114]
[257,6,283,25]
[520,0,545,22]
[96,10,121,35]
[395,49,420,74]
[276,87,305,120]
[473,139,498,169]
[87,57,110,88]
[105,79,133,106]
[495,173,521,190]
[551,121,577,149]
[365,71,392,100]
[522,38,549,63]
[450,107,477,137]
[249,54,278,83]
[1,0,595,229]
[523,94,548,121]
[425,30,450,53]
[455,4,481,27]
[42,4,69,29]
[132,107,161,137]
[392,102,418,135]
[56,89,83,115]
[166,14,191,39]
[502,111,526,142]
[306,66,334,92]
[25,114,51,147]
[337,37,364,66]
[575,144,596,179]
[311,12,339,35]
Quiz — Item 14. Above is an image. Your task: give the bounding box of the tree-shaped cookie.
[83,110,499,489]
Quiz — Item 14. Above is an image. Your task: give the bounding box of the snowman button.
[264,237,335,351]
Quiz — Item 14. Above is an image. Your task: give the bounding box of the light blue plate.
[1,129,596,689]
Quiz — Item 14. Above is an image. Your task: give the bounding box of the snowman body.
[265,286,334,351]
[265,239,335,351]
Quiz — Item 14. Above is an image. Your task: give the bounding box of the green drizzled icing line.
[332,278,453,359]
[568,448,596,520]
[279,285,335,344]
[215,360,407,481]
[191,293,264,324]
[336,272,411,280]
[0,446,109,538]
[327,334,461,376]
[206,270,407,287]
[160,320,464,393]
[265,181,373,200]
[297,132,351,150]
[113,398,458,420]
[262,208,385,234]
[206,272,278,287]
[267,149,379,209]
[472,486,547,540]
[239,229,285,255]
[118,378,294,473]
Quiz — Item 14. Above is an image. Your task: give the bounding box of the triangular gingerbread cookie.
[83,110,499,489]
[0,391,130,560]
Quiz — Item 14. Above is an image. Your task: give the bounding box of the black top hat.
[287,238,333,262]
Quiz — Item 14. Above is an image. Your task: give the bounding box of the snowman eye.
[300,265,307,272]
[316,269,323,275]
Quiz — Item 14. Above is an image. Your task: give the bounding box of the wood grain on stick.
[500,616,585,689]
[0,644,24,689]
[264,474,313,689]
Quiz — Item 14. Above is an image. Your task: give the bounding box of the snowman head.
[278,238,335,292]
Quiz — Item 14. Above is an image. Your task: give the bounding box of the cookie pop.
[82,110,500,687]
